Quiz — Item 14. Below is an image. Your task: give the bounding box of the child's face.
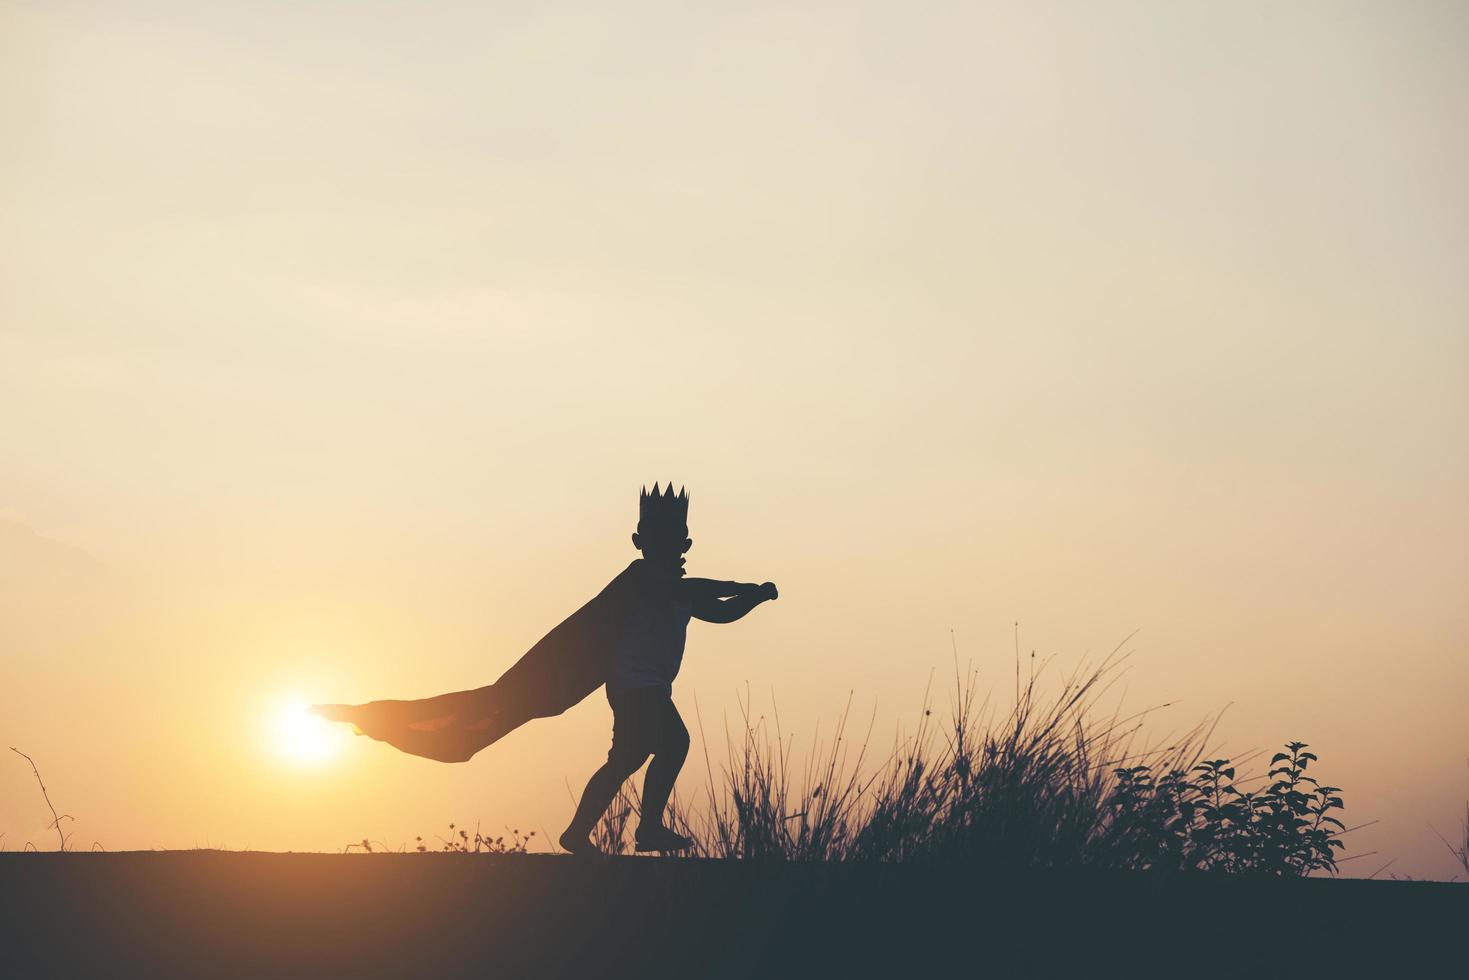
[632,527,691,576]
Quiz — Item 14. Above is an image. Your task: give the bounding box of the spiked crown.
[638,482,689,533]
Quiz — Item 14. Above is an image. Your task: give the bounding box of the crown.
[638,482,689,530]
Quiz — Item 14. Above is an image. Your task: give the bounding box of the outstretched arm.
[681,577,763,602]
[688,581,778,624]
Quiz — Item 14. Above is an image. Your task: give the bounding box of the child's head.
[633,483,691,576]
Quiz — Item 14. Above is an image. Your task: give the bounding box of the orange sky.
[2,2,1466,877]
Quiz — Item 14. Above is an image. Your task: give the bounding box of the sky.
[2,1,1466,877]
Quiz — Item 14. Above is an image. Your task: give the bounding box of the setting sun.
[268,697,346,766]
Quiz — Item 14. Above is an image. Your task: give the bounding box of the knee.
[606,745,650,779]
[664,721,690,759]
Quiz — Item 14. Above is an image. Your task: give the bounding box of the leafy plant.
[1097,743,1345,874]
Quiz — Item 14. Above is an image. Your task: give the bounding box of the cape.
[315,561,645,763]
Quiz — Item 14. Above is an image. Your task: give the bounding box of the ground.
[1,852,1463,978]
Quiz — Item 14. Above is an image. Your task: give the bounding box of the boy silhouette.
[312,484,777,855]
[560,484,778,854]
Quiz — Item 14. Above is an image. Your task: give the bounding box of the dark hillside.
[1,852,1462,978]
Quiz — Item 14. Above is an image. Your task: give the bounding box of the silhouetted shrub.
[1098,744,1344,874]
[597,655,1350,875]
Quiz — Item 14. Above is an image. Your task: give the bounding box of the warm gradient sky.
[3,1,1466,877]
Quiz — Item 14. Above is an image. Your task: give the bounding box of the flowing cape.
[321,562,643,763]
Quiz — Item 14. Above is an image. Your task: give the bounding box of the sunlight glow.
[269,696,346,766]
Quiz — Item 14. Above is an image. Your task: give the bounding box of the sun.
[269,696,347,765]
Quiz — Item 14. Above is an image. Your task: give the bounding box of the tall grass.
[1452,806,1469,878]
[597,652,1349,875]
[1433,762,1469,879]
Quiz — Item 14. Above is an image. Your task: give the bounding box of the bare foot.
[634,826,694,853]
[558,829,601,856]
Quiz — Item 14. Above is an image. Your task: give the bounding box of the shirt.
[607,558,693,696]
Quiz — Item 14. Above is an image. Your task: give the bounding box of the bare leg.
[638,731,689,831]
[632,699,692,851]
[561,750,646,853]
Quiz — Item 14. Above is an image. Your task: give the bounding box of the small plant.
[343,822,536,854]
[417,822,536,854]
[10,748,74,852]
[1099,743,1346,874]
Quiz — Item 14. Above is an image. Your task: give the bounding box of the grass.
[1432,762,1469,879]
[592,650,1353,874]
